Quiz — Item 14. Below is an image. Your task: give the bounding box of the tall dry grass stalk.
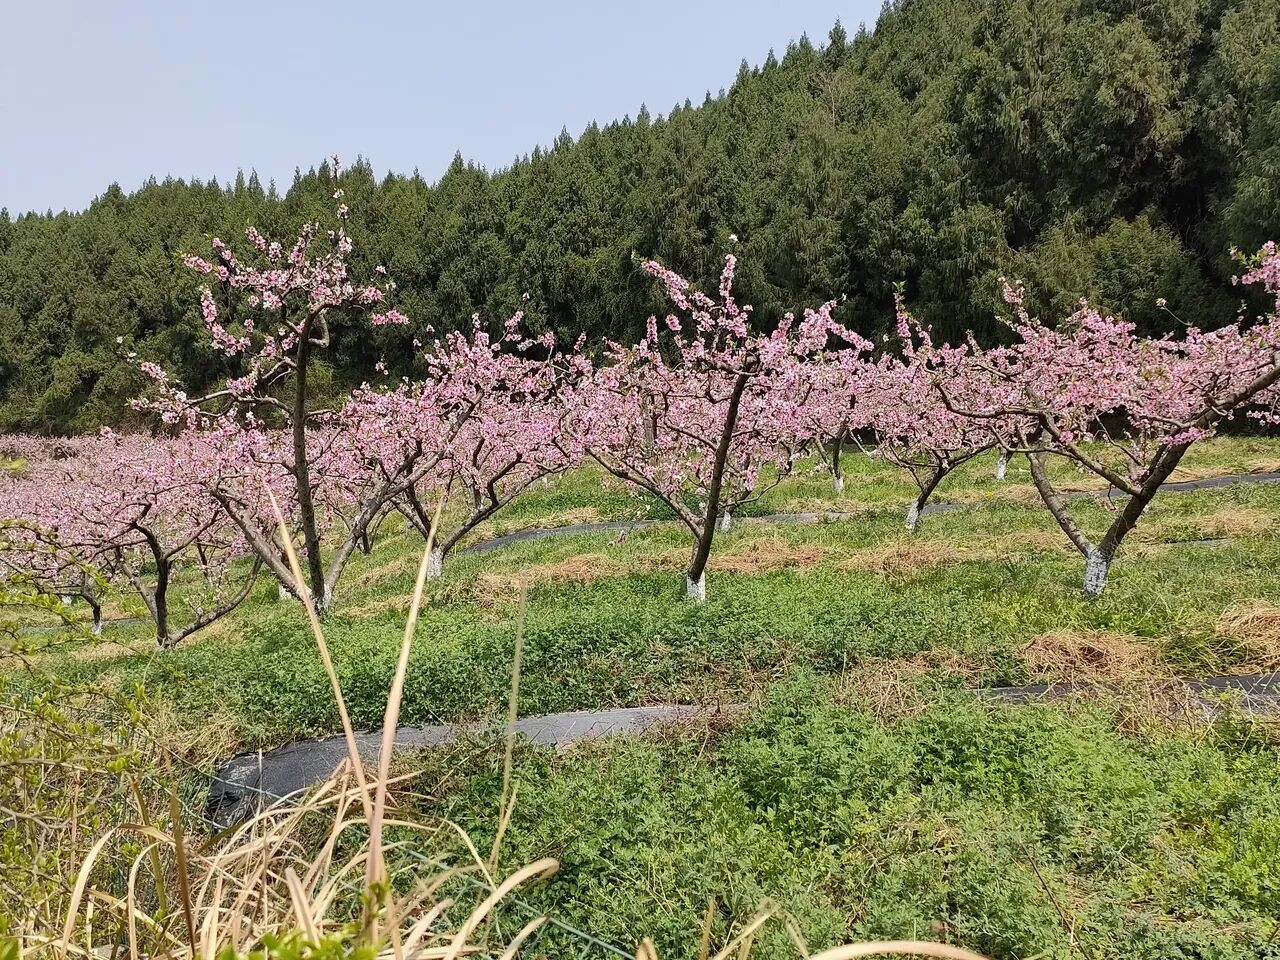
[35,485,994,960]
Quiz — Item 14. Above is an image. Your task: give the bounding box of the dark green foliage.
[4,0,1280,430]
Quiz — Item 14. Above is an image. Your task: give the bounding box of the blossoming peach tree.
[134,162,594,612]
[848,297,1002,531]
[576,254,865,601]
[346,313,590,580]
[928,241,1280,594]
[0,433,258,647]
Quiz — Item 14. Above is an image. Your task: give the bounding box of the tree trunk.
[906,467,945,533]
[685,572,706,602]
[291,338,326,609]
[685,371,750,595]
[717,512,733,532]
[425,545,444,580]
[995,450,1009,481]
[1083,547,1111,596]
[905,501,920,531]
[89,597,102,637]
[153,556,171,650]
[1080,444,1190,596]
[831,433,845,494]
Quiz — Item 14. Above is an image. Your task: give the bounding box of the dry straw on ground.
[1018,629,1162,682]
[838,540,993,577]
[1216,600,1280,672]
[648,535,826,576]
[1169,465,1223,482]
[1194,506,1276,539]
[348,549,418,590]
[62,636,152,662]
[470,505,604,543]
[950,483,1044,507]
[1048,680,1221,738]
[1248,456,1280,474]
[983,527,1075,555]
[474,552,620,605]
[709,536,825,574]
[839,650,983,720]
[836,526,1071,578]
[1134,505,1277,544]
[147,699,243,771]
[771,496,876,518]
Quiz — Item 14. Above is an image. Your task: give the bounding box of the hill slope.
[2,0,1278,430]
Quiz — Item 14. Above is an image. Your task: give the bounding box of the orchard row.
[5,174,1280,648]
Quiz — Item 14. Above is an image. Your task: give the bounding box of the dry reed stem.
[490,584,528,870]
[369,497,445,900]
[56,776,553,958]
[265,486,373,824]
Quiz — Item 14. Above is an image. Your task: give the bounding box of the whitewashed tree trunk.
[995,451,1009,481]
[1083,548,1110,596]
[61,595,74,608]
[425,545,444,580]
[718,512,733,532]
[832,475,845,494]
[685,573,706,603]
[277,582,291,602]
[905,502,920,532]
[91,618,103,637]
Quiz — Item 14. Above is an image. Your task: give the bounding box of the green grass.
[400,674,1280,960]
[31,445,1280,748]
[14,437,1280,958]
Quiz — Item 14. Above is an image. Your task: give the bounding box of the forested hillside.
[2,0,1278,431]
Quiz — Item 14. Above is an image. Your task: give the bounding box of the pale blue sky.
[1,1,880,216]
